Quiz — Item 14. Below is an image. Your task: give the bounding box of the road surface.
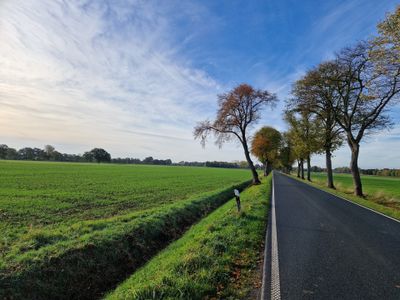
[262,172,400,300]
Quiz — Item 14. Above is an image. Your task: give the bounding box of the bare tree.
[194,83,277,184]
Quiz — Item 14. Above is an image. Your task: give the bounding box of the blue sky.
[0,0,399,168]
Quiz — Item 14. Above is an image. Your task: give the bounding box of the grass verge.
[105,175,272,300]
[288,174,400,222]
[0,181,250,300]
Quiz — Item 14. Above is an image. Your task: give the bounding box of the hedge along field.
[106,175,272,300]
[0,161,252,299]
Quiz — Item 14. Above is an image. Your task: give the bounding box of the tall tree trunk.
[266,160,273,176]
[306,154,311,181]
[242,141,260,184]
[300,159,305,179]
[325,148,335,189]
[348,140,363,196]
[263,162,268,177]
[297,160,301,178]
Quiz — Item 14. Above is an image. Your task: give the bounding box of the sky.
[0,0,399,168]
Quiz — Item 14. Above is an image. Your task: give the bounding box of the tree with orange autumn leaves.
[194,83,277,184]
[251,126,282,176]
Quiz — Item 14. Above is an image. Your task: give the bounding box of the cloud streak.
[0,0,228,160]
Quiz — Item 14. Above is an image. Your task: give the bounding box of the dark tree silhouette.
[84,148,111,163]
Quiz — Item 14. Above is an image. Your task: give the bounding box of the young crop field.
[0,160,252,299]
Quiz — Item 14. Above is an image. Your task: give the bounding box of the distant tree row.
[283,6,400,196]
[111,156,172,165]
[0,144,84,162]
[299,166,400,177]
[333,167,400,177]
[361,169,400,177]
[204,161,241,169]
[0,144,260,169]
[0,145,112,163]
[175,160,261,169]
[0,145,174,165]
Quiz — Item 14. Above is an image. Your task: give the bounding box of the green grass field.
[0,161,252,299]
[311,172,400,202]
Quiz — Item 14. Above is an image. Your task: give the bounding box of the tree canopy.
[251,126,282,176]
[194,83,277,184]
[83,148,111,163]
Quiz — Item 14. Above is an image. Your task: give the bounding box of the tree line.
[283,6,400,196]
[0,144,113,163]
[194,6,399,197]
[176,160,262,169]
[193,84,294,182]
[310,166,400,178]
[0,144,173,165]
[112,156,173,165]
[0,144,262,169]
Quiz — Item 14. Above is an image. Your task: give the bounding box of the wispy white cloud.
[0,0,235,160]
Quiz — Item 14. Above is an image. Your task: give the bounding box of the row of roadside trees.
[283,6,400,196]
[194,6,399,198]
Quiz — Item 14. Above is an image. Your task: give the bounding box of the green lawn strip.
[105,175,272,300]
[287,173,400,221]
[309,172,400,202]
[0,180,250,300]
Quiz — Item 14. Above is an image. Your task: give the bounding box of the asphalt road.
[262,172,400,300]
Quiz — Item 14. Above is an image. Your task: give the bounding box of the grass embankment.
[291,172,400,221]
[0,161,251,299]
[106,175,272,300]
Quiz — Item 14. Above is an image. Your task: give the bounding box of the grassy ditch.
[288,173,400,221]
[105,175,272,300]
[0,180,250,300]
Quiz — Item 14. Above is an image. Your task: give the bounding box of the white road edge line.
[281,172,400,224]
[270,172,281,300]
[260,214,270,300]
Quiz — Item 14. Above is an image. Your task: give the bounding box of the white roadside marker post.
[234,189,241,212]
